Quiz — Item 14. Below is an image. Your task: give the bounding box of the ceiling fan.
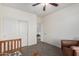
[32,3,58,11]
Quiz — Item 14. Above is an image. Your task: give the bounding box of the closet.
[2,17,28,47]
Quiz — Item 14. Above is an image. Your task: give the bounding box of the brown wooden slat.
[20,39,21,48]
[19,39,21,52]
[1,42,4,53]
[4,41,6,52]
[7,41,9,51]
[0,39,22,56]
[11,40,13,50]
[0,42,2,53]
[14,40,16,49]
[17,40,19,49]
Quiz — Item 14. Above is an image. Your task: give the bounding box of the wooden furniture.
[61,40,79,56]
[0,39,22,56]
[71,46,79,56]
[32,50,41,56]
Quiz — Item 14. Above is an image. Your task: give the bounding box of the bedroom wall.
[0,5,37,46]
[42,4,79,47]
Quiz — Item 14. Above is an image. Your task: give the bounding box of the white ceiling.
[0,3,74,17]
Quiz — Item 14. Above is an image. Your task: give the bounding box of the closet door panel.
[2,17,28,47]
[17,21,28,46]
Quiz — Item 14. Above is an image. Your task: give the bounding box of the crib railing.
[0,39,21,56]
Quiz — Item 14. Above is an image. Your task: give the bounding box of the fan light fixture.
[32,3,58,11]
[41,3,48,6]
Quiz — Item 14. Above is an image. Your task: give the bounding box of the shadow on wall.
[51,38,74,48]
[51,38,61,48]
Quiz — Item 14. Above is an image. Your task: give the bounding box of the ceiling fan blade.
[50,3,58,7]
[43,5,46,11]
[32,3,40,6]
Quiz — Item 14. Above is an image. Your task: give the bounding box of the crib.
[0,39,22,56]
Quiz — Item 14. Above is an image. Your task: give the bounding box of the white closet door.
[17,21,28,47]
[3,18,28,47]
[3,18,18,39]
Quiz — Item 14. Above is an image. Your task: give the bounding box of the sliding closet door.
[3,18,18,39]
[2,17,28,47]
[17,21,28,47]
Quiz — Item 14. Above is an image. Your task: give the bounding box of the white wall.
[42,4,79,47]
[0,5,37,46]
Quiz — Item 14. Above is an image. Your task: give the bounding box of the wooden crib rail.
[0,39,21,55]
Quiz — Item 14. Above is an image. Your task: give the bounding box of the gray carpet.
[21,41,63,56]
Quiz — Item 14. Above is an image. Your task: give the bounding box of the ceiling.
[0,3,74,17]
